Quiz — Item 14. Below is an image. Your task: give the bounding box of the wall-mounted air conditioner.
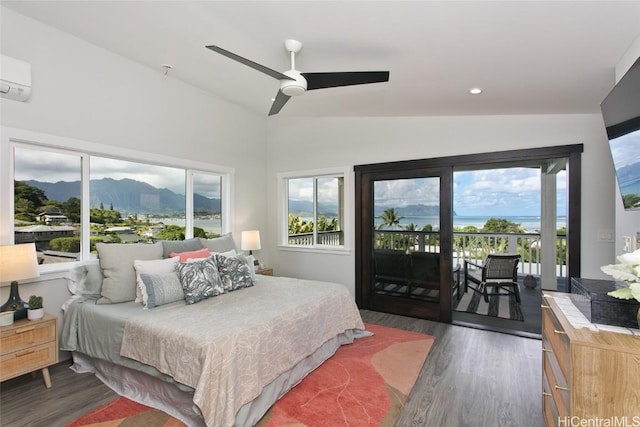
[0,55,32,102]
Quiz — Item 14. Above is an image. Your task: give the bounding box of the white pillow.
[133,256,180,303]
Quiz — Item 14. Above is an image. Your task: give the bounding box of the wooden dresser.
[542,293,640,426]
[0,313,58,388]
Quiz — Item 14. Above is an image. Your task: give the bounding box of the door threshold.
[452,319,541,339]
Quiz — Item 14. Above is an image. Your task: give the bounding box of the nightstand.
[0,313,58,388]
[256,268,273,276]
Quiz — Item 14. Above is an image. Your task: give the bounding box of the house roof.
[3,1,640,117]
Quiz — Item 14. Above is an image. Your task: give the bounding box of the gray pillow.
[161,238,203,258]
[175,257,224,304]
[214,253,254,292]
[96,242,163,304]
[139,272,184,309]
[199,233,237,253]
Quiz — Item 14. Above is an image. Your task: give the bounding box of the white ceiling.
[3,1,640,118]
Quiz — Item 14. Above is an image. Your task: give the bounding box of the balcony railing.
[288,230,344,246]
[374,230,567,278]
[287,229,568,279]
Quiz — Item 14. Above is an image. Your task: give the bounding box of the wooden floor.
[0,310,542,427]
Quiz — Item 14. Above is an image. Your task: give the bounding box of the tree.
[50,237,80,253]
[156,225,185,241]
[90,207,121,224]
[378,208,402,230]
[288,214,313,235]
[317,216,338,232]
[14,181,47,207]
[193,226,207,238]
[14,181,47,221]
[622,193,640,209]
[482,217,524,233]
[62,197,81,223]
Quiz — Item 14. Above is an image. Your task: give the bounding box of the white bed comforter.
[120,276,364,427]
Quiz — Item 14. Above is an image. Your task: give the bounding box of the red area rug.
[66,323,434,427]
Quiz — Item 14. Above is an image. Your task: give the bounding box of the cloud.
[610,131,640,168]
[374,177,440,207]
[371,167,567,216]
[14,149,221,197]
[288,177,343,204]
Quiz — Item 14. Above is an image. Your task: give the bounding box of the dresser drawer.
[543,348,569,420]
[542,373,559,427]
[0,319,56,355]
[542,303,569,380]
[0,341,57,381]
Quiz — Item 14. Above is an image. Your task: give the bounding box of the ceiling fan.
[206,39,390,116]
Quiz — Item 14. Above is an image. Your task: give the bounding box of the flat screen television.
[600,56,640,210]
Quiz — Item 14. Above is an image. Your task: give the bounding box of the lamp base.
[0,281,28,320]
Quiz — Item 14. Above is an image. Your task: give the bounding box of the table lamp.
[241,230,261,255]
[0,243,40,320]
[241,230,261,269]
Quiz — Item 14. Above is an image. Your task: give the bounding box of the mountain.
[23,178,220,215]
[616,161,640,186]
[374,204,443,216]
[288,200,338,217]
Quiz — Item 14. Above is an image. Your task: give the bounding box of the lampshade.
[241,230,261,251]
[0,243,40,284]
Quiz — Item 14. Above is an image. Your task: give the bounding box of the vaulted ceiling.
[3,1,640,117]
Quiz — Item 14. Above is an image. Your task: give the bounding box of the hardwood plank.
[0,310,542,427]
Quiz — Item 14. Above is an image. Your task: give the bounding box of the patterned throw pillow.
[175,257,224,304]
[214,253,254,292]
[139,272,185,309]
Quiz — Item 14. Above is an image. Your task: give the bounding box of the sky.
[14,147,221,199]
[609,129,640,169]
[16,146,568,216]
[371,167,567,217]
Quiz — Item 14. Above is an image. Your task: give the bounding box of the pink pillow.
[169,247,211,262]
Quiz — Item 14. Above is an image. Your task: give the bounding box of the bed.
[60,238,366,427]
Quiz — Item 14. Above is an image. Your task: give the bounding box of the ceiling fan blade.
[302,71,389,90]
[206,45,294,81]
[268,90,291,116]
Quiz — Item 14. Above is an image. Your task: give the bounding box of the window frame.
[1,126,234,274]
[277,166,351,254]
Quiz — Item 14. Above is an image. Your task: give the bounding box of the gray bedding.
[61,275,366,427]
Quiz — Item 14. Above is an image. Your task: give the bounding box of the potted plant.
[27,295,44,321]
[601,248,640,328]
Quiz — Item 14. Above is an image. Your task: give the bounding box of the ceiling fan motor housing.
[281,69,307,96]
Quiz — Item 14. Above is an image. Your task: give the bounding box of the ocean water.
[376,215,566,232]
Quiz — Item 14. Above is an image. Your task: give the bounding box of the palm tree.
[378,208,403,230]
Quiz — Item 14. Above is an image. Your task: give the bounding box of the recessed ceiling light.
[469,87,483,95]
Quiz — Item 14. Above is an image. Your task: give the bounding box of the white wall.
[266,114,617,296]
[0,6,623,330]
[614,32,640,255]
[0,7,268,352]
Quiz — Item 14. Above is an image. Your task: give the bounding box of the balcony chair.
[463,254,521,303]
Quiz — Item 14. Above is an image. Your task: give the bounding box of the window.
[3,129,232,266]
[279,168,349,251]
[14,146,84,262]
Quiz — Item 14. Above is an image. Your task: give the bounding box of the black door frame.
[357,167,453,322]
[355,144,583,322]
